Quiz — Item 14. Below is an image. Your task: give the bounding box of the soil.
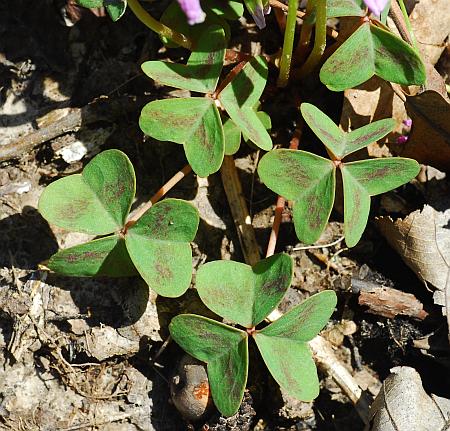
[0,1,449,430]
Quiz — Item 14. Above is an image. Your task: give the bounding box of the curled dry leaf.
[376,205,450,340]
[368,366,450,431]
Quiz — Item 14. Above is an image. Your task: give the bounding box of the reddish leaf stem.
[265,126,303,257]
[125,164,192,228]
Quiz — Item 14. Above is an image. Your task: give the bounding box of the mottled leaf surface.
[39,150,135,235]
[341,158,419,246]
[142,26,226,93]
[139,97,224,177]
[258,150,335,244]
[196,253,293,328]
[254,291,336,400]
[219,56,272,151]
[301,103,395,158]
[255,334,319,400]
[321,23,425,91]
[169,314,248,416]
[326,0,365,17]
[125,199,199,297]
[47,235,136,277]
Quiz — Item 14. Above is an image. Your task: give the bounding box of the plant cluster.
[38,0,423,418]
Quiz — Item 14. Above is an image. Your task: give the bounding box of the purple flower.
[363,0,389,16]
[403,118,412,128]
[177,0,206,25]
[396,135,409,144]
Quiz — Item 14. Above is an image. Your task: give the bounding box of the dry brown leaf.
[376,205,450,339]
[340,0,450,165]
[367,366,450,431]
[398,90,450,172]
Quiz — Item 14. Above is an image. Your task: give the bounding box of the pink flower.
[363,0,389,16]
[177,0,206,25]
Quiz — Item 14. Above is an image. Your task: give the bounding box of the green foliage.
[196,253,293,328]
[170,255,336,417]
[160,0,243,47]
[139,26,272,176]
[223,111,272,155]
[76,0,127,21]
[38,150,199,297]
[320,22,426,91]
[169,314,249,417]
[258,104,420,247]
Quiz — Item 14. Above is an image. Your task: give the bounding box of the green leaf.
[76,0,127,21]
[39,150,135,235]
[243,0,266,28]
[196,253,293,328]
[139,97,224,177]
[320,23,426,91]
[169,314,248,417]
[326,0,364,17]
[47,235,136,277]
[206,0,244,19]
[341,158,419,246]
[142,26,226,93]
[254,291,336,400]
[219,56,272,151]
[258,150,335,244]
[300,103,395,159]
[223,117,242,155]
[243,111,271,144]
[125,199,199,297]
[105,0,127,21]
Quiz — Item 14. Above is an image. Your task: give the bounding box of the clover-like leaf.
[320,22,426,91]
[258,150,335,244]
[47,235,136,277]
[39,149,135,235]
[142,25,226,93]
[341,158,420,246]
[326,0,365,17]
[223,111,271,155]
[125,199,199,297]
[196,253,293,328]
[219,56,272,151]
[301,103,395,159]
[223,117,242,155]
[254,290,337,400]
[139,97,224,177]
[206,0,244,19]
[169,314,248,417]
[160,4,231,48]
[76,0,127,21]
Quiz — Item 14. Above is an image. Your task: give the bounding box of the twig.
[220,156,261,266]
[351,278,429,320]
[126,164,192,227]
[309,336,371,424]
[291,236,345,251]
[0,96,144,163]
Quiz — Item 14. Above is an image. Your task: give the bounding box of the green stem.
[294,0,314,65]
[396,0,417,50]
[277,0,299,87]
[297,0,327,78]
[127,0,192,49]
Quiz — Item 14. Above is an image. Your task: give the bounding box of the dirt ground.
[0,1,449,430]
